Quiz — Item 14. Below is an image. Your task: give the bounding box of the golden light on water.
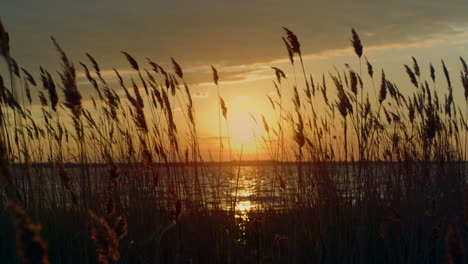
[232,185,257,220]
[234,196,256,220]
[229,167,260,244]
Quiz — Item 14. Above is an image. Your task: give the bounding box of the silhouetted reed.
[0,20,465,264]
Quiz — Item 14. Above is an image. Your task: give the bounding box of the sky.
[2,0,468,160]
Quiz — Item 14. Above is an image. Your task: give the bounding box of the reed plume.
[88,210,120,264]
[39,68,58,111]
[38,92,47,107]
[113,215,128,241]
[0,74,5,102]
[460,60,468,102]
[282,27,301,56]
[349,70,358,95]
[332,75,352,117]
[80,62,101,99]
[365,56,373,78]
[271,67,286,84]
[282,36,294,65]
[86,53,101,76]
[21,68,36,87]
[121,51,139,71]
[171,57,183,79]
[51,36,81,118]
[442,60,452,89]
[0,19,10,58]
[430,63,436,82]
[9,56,20,77]
[24,81,32,104]
[405,64,418,88]
[211,65,219,85]
[6,201,49,264]
[0,137,23,202]
[412,56,420,77]
[55,159,72,189]
[131,78,144,108]
[220,96,227,119]
[379,70,387,104]
[350,28,363,58]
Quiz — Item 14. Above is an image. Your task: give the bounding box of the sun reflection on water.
[229,166,261,244]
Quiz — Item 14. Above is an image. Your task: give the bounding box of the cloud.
[193,91,209,98]
[4,0,468,75]
[173,64,274,86]
[199,136,232,142]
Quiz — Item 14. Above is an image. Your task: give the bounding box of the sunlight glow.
[228,112,259,145]
[225,96,266,156]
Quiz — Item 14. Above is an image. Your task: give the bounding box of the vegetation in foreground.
[0,20,467,263]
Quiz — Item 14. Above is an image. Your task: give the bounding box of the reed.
[0,20,466,263]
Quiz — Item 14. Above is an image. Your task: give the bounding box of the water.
[5,162,468,215]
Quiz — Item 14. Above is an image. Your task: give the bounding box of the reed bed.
[0,20,466,263]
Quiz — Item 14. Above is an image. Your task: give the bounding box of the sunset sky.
[3,0,468,160]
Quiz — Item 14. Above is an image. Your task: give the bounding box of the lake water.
[4,162,468,221]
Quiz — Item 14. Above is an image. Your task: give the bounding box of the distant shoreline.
[11,160,468,168]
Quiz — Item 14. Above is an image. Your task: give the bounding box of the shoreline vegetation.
[0,19,466,263]
[9,160,468,167]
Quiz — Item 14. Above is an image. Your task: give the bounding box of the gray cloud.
[3,0,468,75]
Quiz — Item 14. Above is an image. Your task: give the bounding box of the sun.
[227,111,263,150]
[214,95,271,158]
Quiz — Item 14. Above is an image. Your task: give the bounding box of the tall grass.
[0,20,466,263]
